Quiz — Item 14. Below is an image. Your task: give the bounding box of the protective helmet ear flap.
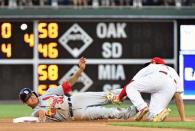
[19,88,34,103]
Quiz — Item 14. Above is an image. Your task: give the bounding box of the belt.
[67,97,73,117]
[159,71,177,84]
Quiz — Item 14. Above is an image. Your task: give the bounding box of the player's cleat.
[123,105,138,120]
[134,106,149,121]
[152,108,171,122]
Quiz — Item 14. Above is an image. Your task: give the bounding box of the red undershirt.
[118,80,134,100]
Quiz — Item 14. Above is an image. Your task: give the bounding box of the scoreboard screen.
[0,20,175,99]
[38,21,173,59]
[0,22,33,59]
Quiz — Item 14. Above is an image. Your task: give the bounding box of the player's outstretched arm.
[174,92,186,121]
[35,110,47,122]
[67,57,86,86]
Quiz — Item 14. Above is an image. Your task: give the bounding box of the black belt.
[67,97,73,117]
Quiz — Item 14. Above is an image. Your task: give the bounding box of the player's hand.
[79,57,86,71]
[38,110,46,123]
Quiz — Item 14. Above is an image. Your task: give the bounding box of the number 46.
[38,42,58,58]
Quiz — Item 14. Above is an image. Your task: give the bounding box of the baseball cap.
[144,57,165,67]
[150,57,165,64]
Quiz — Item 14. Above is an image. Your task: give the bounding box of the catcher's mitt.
[106,92,122,105]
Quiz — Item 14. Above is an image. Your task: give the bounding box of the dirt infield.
[0,117,193,131]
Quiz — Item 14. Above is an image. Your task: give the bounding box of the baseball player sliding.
[112,57,188,122]
[19,57,135,122]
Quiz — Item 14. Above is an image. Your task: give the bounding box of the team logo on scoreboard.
[59,66,93,92]
[58,24,93,58]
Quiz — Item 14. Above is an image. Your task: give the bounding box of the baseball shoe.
[123,105,138,120]
[152,108,171,122]
[134,106,149,121]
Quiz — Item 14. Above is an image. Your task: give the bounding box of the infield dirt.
[0,117,193,131]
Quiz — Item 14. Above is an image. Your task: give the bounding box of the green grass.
[108,103,195,130]
[0,104,31,118]
[169,103,195,117]
[112,122,195,130]
[106,103,195,117]
[1,103,194,119]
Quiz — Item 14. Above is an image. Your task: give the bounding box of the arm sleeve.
[32,110,38,117]
[32,108,47,117]
[61,81,72,94]
[118,87,127,100]
[45,81,72,96]
[118,80,134,100]
[176,78,183,93]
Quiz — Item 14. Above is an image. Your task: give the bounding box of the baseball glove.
[106,92,122,105]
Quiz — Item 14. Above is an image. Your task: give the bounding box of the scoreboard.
[0,22,33,58]
[0,20,176,99]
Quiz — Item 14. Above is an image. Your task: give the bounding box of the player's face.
[25,94,39,108]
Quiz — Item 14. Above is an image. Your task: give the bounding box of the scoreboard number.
[24,33,34,47]
[38,84,57,95]
[38,64,58,81]
[38,23,58,38]
[1,23,11,39]
[38,42,58,58]
[1,43,11,57]
[0,22,33,58]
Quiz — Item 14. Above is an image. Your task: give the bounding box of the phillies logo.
[59,66,93,93]
[58,24,93,58]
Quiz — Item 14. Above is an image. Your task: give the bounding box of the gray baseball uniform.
[32,82,131,121]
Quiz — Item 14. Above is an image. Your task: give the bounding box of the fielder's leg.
[125,73,169,121]
[126,82,149,121]
[146,77,175,122]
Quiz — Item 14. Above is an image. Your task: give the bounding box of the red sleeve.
[62,81,72,94]
[118,87,127,100]
[118,80,134,100]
